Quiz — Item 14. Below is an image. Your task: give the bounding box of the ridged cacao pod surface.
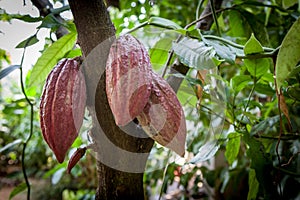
[40,59,86,163]
[137,71,187,156]
[106,34,152,126]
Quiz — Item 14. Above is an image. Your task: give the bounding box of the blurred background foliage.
[0,0,300,199]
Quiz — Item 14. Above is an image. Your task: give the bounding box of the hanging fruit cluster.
[106,34,186,156]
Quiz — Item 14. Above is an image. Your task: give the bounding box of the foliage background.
[0,0,300,199]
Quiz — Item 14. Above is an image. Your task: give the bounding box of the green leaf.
[228,10,246,38]
[0,139,22,153]
[230,75,252,94]
[52,168,65,185]
[148,16,182,30]
[202,36,236,64]
[287,83,300,100]
[15,34,39,48]
[28,32,77,87]
[0,9,42,23]
[255,82,275,96]
[244,58,270,78]
[149,37,173,71]
[189,141,220,164]
[243,133,274,196]
[172,38,217,70]
[240,10,270,46]
[9,182,27,200]
[282,0,298,9]
[43,162,67,179]
[64,48,82,58]
[248,169,259,200]
[38,13,62,29]
[244,34,264,55]
[177,78,198,106]
[0,65,20,80]
[250,115,280,136]
[225,132,240,165]
[276,18,300,91]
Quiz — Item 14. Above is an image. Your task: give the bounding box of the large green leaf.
[28,32,77,87]
[172,38,217,70]
[244,58,270,78]
[276,18,300,91]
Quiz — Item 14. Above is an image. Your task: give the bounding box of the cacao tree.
[0,0,300,200]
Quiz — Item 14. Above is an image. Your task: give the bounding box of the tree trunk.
[68,0,154,199]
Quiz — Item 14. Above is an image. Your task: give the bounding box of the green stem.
[196,0,205,20]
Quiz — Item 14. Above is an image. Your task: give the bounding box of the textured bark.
[68,0,154,199]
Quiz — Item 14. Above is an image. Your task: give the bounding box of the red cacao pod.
[137,72,186,156]
[67,147,86,173]
[40,59,86,163]
[106,34,152,126]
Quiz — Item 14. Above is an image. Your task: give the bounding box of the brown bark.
[68,0,154,199]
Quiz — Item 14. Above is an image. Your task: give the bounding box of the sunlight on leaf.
[150,37,173,71]
[28,32,77,88]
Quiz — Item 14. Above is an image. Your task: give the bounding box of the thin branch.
[19,30,38,200]
[209,0,221,36]
[281,151,300,167]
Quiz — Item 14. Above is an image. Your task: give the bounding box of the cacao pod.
[40,58,86,163]
[106,34,152,126]
[67,147,86,173]
[137,71,186,156]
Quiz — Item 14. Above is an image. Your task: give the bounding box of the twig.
[281,151,300,167]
